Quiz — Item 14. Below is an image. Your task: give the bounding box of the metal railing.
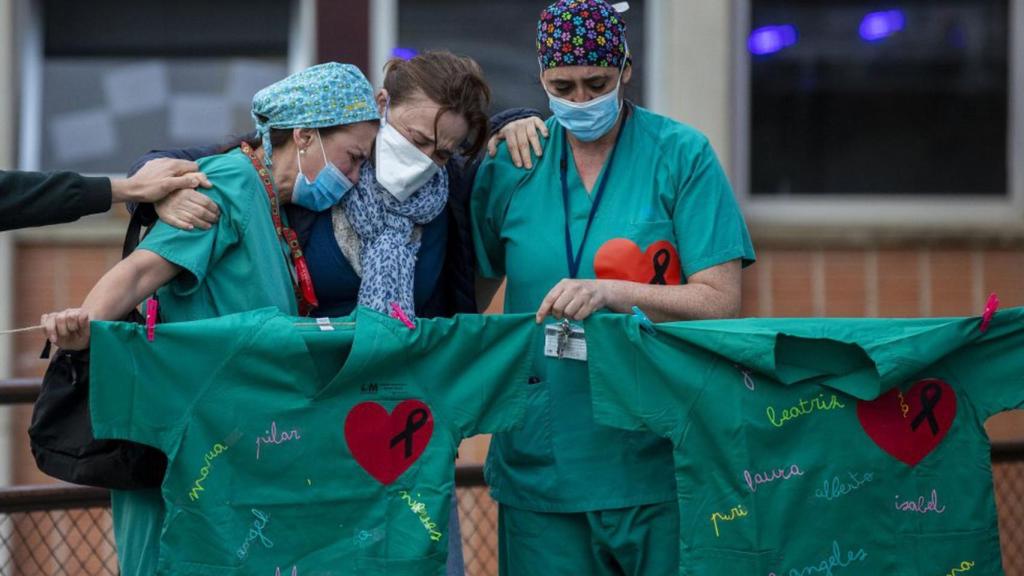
[1,380,1022,576]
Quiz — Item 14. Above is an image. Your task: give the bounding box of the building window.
[747,1,1009,197]
[31,0,291,174]
[396,0,646,115]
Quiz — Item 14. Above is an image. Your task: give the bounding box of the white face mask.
[374,102,441,202]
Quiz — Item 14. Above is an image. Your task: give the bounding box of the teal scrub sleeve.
[137,153,257,296]
[672,138,756,278]
[586,314,700,439]
[88,320,215,452]
[945,316,1024,420]
[470,150,516,279]
[88,311,269,452]
[424,314,535,437]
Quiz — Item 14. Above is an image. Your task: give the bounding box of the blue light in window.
[391,47,419,60]
[859,10,905,42]
[748,25,799,56]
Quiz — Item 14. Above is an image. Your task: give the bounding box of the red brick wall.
[10,242,122,484]
[742,248,1024,320]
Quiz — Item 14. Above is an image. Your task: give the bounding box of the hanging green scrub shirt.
[471,104,756,511]
[89,307,535,576]
[585,309,1024,576]
[115,148,299,576]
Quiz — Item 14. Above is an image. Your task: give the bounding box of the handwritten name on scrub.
[399,491,443,541]
[710,505,747,537]
[255,421,301,460]
[769,541,868,576]
[766,394,846,428]
[744,464,804,493]
[188,443,227,501]
[894,489,946,514]
[814,471,873,501]
[236,508,273,559]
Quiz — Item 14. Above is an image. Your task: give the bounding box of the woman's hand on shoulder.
[40,308,91,351]
[487,117,549,170]
[155,187,221,231]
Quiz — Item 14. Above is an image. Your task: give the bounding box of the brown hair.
[383,50,492,158]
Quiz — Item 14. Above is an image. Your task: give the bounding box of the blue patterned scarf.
[342,162,448,318]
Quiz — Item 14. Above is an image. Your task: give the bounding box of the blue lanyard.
[560,108,629,279]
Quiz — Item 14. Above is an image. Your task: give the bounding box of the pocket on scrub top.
[593,219,682,285]
[683,547,778,576]
[911,527,1003,576]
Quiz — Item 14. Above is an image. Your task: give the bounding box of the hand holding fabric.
[535,278,613,323]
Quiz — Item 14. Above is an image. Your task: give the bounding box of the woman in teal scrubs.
[471,1,756,574]
[40,62,381,576]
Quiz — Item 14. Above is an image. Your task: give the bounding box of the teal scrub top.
[89,307,536,576]
[585,309,1024,576]
[471,104,756,511]
[115,148,299,576]
[139,148,298,320]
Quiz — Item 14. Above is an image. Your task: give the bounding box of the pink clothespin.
[979,293,999,333]
[389,302,416,330]
[145,298,159,342]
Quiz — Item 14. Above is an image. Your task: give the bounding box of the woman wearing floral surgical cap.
[40,62,381,576]
[471,1,756,574]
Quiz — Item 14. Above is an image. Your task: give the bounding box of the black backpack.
[28,209,168,489]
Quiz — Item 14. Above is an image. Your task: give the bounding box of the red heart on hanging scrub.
[593,239,682,285]
[344,400,434,484]
[856,378,956,467]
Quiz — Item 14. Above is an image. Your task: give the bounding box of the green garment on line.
[471,103,756,512]
[113,148,299,576]
[585,308,1024,576]
[89,307,536,575]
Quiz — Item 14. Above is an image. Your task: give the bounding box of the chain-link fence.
[996,453,1024,576]
[0,480,498,576]
[3,458,1024,576]
[0,507,116,576]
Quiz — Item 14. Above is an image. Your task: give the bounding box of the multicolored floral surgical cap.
[537,0,629,69]
[251,62,379,168]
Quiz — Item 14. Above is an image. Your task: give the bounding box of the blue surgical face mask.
[543,60,626,142]
[292,129,354,212]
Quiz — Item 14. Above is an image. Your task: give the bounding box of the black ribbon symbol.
[910,383,942,436]
[649,249,671,285]
[390,408,429,458]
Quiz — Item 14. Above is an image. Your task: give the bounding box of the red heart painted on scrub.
[593,239,682,285]
[344,400,434,484]
[856,378,956,467]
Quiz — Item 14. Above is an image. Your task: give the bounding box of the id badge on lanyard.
[552,110,628,360]
[544,319,588,361]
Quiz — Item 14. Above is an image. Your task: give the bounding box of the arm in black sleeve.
[125,141,233,226]
[0,170,112,232]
